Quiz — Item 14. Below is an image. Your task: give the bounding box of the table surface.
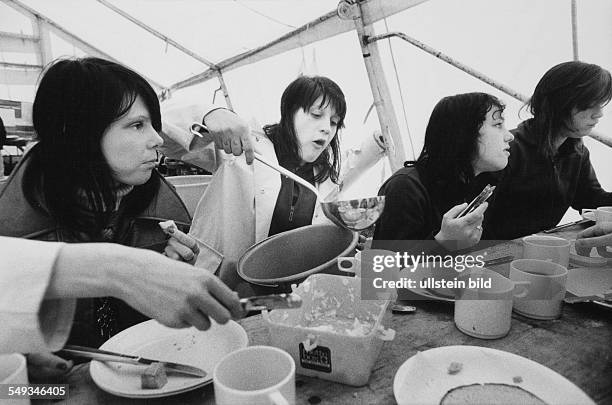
[38,228,612,405]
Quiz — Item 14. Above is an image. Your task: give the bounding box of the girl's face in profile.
[472,107,514,176]
[292,96,340,164]
[567,105,604,138]
[101,95,163,185]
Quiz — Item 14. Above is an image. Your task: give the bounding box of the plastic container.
[263,274,395,386]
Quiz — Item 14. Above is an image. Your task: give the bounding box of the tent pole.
[571,0,579,61]
[32,17,52,66]
[216,71,234,110]
[97,0,216,68]
[367,32,530,103]
[168,0,428,93]
[350,2,406,172]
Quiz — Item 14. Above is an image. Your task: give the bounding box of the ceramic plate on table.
[90,319,248,398]
[566,267,612,309]
[393,346,595,405]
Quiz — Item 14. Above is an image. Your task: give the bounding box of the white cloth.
[189,130,335,291]
[0,237,75,353]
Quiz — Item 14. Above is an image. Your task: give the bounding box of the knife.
[240,293,302,312]
[543,218,593,233]
[58,345,207,378]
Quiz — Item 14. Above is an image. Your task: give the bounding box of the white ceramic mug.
[522,235,570,268]
[454,268,529,339]
[583,206,612,223]
[213,346,295,405]
[509,259,568,320]
[0,353,30,405]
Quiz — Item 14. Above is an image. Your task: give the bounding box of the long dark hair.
[263,75,346,184]
[24,57,161,235]
[527,61,612,158]
[416,92,505,185]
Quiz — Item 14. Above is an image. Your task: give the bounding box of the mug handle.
[337,257,357,274]
[512,281,531,298]
[268,390,290,405]
[581,208,596,221]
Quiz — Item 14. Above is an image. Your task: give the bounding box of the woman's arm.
[572,146,612,209]
[160,103,252,172]
[48,242,243,329]
[0,237,243,354]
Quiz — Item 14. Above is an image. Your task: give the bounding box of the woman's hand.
[164,227,200,264]
[114,250,245,330]
[49,243,246,331]
[435,202,488,251]
[203,108,253,164]
[356,233,368,251]
[575,222,612,258]
[26,353,73,382]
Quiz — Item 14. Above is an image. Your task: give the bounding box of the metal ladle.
[190,122,385,231]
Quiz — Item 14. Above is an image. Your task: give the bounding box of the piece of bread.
[159,220,177,235]
[141,362,168,389]
[440,383,548,405]
[447,362,463,375]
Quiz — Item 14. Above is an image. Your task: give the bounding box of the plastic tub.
[263,274,395,386]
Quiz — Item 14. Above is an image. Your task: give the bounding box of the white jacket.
[189,130,336,292]
[0,238,75,353]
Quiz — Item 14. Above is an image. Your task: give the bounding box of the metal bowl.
[321,196,385,231]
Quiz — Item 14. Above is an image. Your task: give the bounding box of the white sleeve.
[0,237,76,353]
[159,103,225,173]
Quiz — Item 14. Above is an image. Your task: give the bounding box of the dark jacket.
[0,149,191,347]
[484,119,612,240]
[372,165,490,252]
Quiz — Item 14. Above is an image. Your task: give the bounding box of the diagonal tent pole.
[97,0,232,107]
[1,0,166,92]
[97,0,216,68]
[366,32,530,103]
[366,30,612,149]
[169,0,428,92]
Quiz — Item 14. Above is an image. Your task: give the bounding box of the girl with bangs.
[0,57,205,348]
[373,92,514,251]
[484,61,612,239]
[189,75,348,295]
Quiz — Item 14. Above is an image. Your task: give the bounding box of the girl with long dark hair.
[373,92,513,251]
[485,61,612,239]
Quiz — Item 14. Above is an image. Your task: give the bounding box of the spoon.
[252,151,385,232]
[190,122,385,231]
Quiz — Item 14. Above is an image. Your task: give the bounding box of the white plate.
[397,265,454,303]
[90,319,248,398]
[567,267,612,309]
[393,346,595,405]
